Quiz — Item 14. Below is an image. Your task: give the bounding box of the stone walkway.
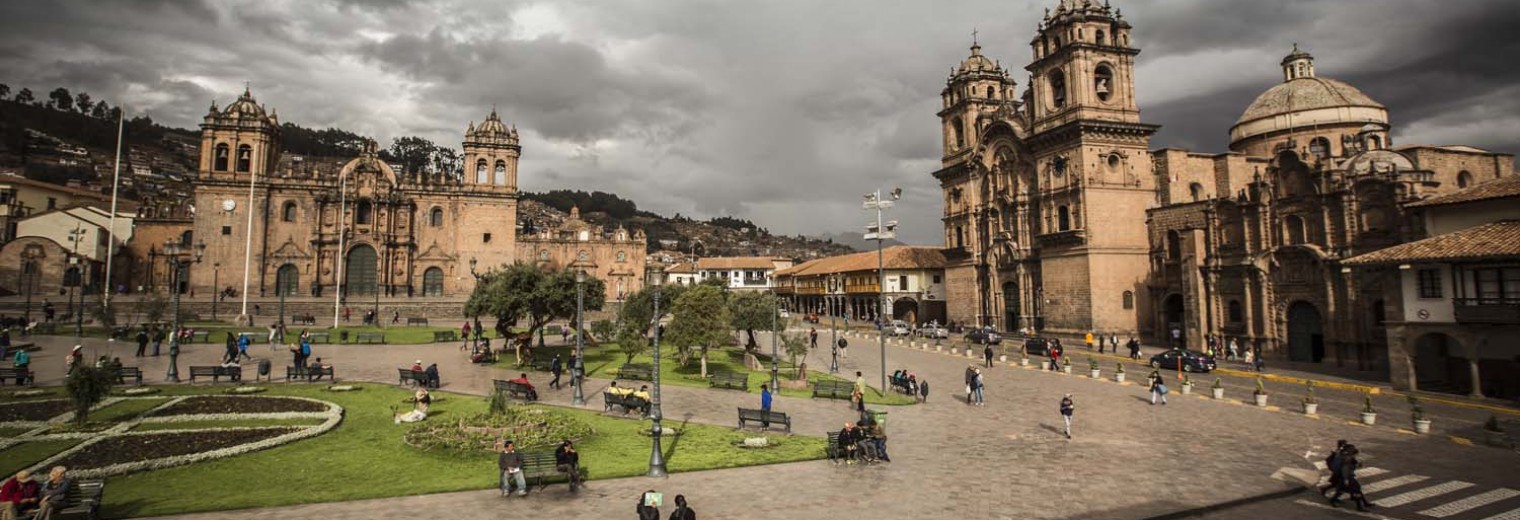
[11,331,1519,519]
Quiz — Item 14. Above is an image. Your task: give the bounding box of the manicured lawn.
[0,439,81,476]
[90,384,824,517]
[498,343,917,405]
[0,427,36,438]
[89,398,172,423]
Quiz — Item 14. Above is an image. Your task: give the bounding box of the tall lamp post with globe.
[647,275,667,477]
[572,268,588,406]
[163,238,205,382]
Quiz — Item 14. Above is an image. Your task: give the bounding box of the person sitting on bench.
[554,439,582,492]
[425,363,441,389]
[308,358,332,381]
[509,373,539,401]
[631,385,652,416]
[837,422,860,464]
[607,380,633,397]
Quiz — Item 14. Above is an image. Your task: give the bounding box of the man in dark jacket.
[549,354,563,390]
[1319,440,1348,496]
[837,422,859,464]
[425,364,441,389]
[554,440,581,492]
[135,329,150,357]
[498,440,526,497]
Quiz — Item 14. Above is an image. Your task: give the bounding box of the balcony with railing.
[846,283,880,294]
[1453,297,1520,325]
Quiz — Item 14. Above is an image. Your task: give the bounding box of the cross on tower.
[972,28,978,46]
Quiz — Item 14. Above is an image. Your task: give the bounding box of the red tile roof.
[777,246,946,277]
[1406,174,1520,208]
[1343,221,1520,265]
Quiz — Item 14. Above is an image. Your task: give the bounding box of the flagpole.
[103,108,124,309]
[240,152,257,325]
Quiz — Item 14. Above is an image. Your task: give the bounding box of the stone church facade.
[179,89,643,303]
[932,0,1514,379]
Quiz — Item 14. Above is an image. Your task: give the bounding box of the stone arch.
[422,266,444,297]
[1162,293,1185,347]
[275,263,299,297]
[1002,281,1019,332]
[891,297,919,324]
[1285,300,1324,362]
[345,244,377,296]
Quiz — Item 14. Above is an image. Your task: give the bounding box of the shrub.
[66,365,115,425]
[1409,396,1425,421]
[1362,394,1376,414]
[1088,357,1098,370]
[1254,378,1267,396]
[1302,381,1317,404]
[403,408,593,454]
[1211,378,1222,390]
[1115,363,1124,374]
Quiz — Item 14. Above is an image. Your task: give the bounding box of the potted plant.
[1180,374,1193,395]
[1019,353,1029,367]
[1114,363,1126,383]
[1301,381,1318,415]
[1252,378,1269,407]
[1211,378,1224,399]
[1483,415,1507,447]
[1360,394,1377,425]
[1061,356,1072,374]
[1089,358,1101,379]
[1409,396,1430,434]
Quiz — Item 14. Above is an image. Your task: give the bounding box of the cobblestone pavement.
[12,331,1520,519]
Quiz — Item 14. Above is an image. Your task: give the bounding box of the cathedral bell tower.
[938,38,1018,165]
[462,108,521,193]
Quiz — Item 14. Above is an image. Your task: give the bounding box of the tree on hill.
[15,88,34,104]
[385,135,436,176]
[464,262,606,364]
[665,284,730,378]
[49,87,72,111]
[0,84,9,100]
[90,101,109,119]
[74,92,92,114]
[279,123,367,157]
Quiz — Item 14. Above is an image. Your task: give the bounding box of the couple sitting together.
[605,381,651,416]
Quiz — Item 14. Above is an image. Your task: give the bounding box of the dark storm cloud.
[0,0,1515,244]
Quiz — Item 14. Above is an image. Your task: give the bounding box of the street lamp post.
[770,289,780,393]
[163,239,206,382]
[20,250,39,323]
[212,263,220,322]
[863,187,901,392]
[829,276,839,374]
[66,226,85,340]
[572,268,587,406]
[647,276,667,477]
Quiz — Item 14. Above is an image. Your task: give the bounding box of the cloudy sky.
[3,0,1518,244]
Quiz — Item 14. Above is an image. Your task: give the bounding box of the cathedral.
[932,0,1514,376]
[156,89,644,306]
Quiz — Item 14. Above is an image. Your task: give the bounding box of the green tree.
[90,101,109,119]
[728,291,780,350]
[139,289,168,324]
[665,284,730,378]
[614,285,690,363]
[590,319,616,343]
[67,364,114,426]
[386,135,436,176]
[15,88,34,104]
[464,262,605,364]
[49,87,73,111]
[0,83,9,100]
[782,332,810,379]
[74,92,92,114]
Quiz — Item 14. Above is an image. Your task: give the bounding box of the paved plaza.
[13,330,1520,519]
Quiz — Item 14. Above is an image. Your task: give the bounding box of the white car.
[888,320,912,337]
[916,324,949,339]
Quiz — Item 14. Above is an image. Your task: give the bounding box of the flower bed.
[53,428,299,470]
[151,396,327,416]
[118,387,161,396]
[403,408,592,454]
[225,386,267,395]
[0,400,71,422]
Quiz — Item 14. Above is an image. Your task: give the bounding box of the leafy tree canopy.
[665,284,731,370]
[463,262,606,359]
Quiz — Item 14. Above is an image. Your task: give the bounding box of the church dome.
[1229,46,1388,147]
[1235,76,1384,126]
[957,44,998,75]
[476,108,508,135]
[223,88,266,118]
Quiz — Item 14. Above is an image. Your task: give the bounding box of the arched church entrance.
[345,244,377,296]
[1286,301,1324,362]
[892,298,919,324]
[1002,281,1019,332]
[1162,294,1184,347]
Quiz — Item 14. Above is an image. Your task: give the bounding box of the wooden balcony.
[1453,298,1520,325]
[846,284,880,294]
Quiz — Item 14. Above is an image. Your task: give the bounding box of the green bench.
[286,365,335,382]
[0,367,34,386]
[187,330,210,343]
[603,391,648,415]
[53,479,104,520]
[518,450,587,491]
[353,332,385,344]
[708,371,749,391]
[737,407,790,432]
[406,317,429,326]
[493,379,537,401]
[812,379,853,400]
[433,330,458,343]
[527,357,555,372]
[112,366,143,385]
[616,364,654,381]
[398,368,430,387]
[188,365,241,383]
[306,332,331,344]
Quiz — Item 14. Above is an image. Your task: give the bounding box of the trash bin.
[258,359,271,381]
[865,408,887,427]
[340,330,350,342]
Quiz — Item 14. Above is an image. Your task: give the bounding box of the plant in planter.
[1114,363,1126,383]
[1252,378,1269,407]
[1483,415,1507,447]
[1180,374,1193,395]
[1301,382,1318,415]
[1061,356,1072,374]
[1210,378,1224,399]
[1360,394,1377,425]
[1409,396,1430,434]
[1088,358,1101,378]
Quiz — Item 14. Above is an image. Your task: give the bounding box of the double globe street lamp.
[647,275,667,477]
[162,239,205,382]
[571,268,588,407]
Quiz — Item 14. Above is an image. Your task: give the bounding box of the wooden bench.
[286,365,335,382]
[187,330,210,343]
[826,431,843,462]
[616,364,654,381]
[53,479,104,520]
[493,379,537,401]
[433,330,458,343]
[708,371,749,391]
[353,332,385,344]
[398,368,429,386]
[289,315,317,326]
[527,357,555,372]
[518,450,587,491]
[812,379,854,400]
[109,326,133,340]
[603,391,648,415]
[113,366,143,385]
[0,367,34,386]
[306,332,331,344]
[188,365,242,383]
[737,407,791,432]
[8,341,38,352]
[406,317,429,326]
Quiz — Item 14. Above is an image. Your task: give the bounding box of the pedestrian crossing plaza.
[1300,460,1520,519]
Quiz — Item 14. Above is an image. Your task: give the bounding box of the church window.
[1189,183,1205,202]
[1284,215,1306,245]
[236,145,252,173]
[1096,30,1106,45]
[1094,65,1114,102]
[475,159,489,184]
[955,226,965,249]
[182,230,194,245]
[1076,28,1083,40]
[1367,134,1383,150]
[1228,300,1243,323]
[220,226,231,236]
[422,267,444,296]
[1049,69,1067,108]
[356,200,372,225]
[494,160,507,185]
[538,250,549,261]
[282,201,297,222]
[987,86,995,99]
[1309,137,1331,160]
[1122,291,1134,310]
[430,207,444,227]
[483,233,492,243]
[1107,153,1121,170]
[1057,205,1071,232]
[1166,230,1181,260]
[951,117,964,149]
[213,144,230,171]
[1457,170,1472,188]
[616,251,627,263]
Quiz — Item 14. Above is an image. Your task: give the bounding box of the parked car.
[1148,349,1217,373]
[916,324,949,339]
[964,327,1002,345]
[888,320,912,337]
[1022,337,1053,356]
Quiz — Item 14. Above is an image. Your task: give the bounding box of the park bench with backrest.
[398,368,429,386]
[812,379,853,400]
[0,367,34,386]
[433,330,458,343]
[52,479,104,520]
[826,431,842,462]
[518,450,587,491]
[708,371,748,391]
[289,315,317,326]
[286,365,335,382]
[737,407,791,432]
[888,376,913,394]
[616,364,654,381]
[603,391,648,415]
[353,332,385,344]
[187,330,210,343]
[188,365,241,383]
[112,366,143,385]
[306,332,331,344]
[527,357,555,372]
[406,317,429,326]
[493,379,536,401]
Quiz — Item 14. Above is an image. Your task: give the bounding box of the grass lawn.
[498,342,917,405]
[76,384,826,517]
[0,427,36,438]
[0,439,81,477]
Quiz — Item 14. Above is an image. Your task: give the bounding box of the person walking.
[1084,331,1094,351]
[972,368,985,406]
[134,329,149,357]
[1148,370,1168,405]
[549,353,564,390]
[1096,333,1105,354]
[983,343,994,368]
[637,490,661,520]
[668,494,696,520]
[964,365,976,404]
[809,327,818,349]
[498,440,527,497]
[150,326,165,357]
[852,372,866,412]
[1228,337,1239,361]
[1127,337,1141,360]
[837,336,848,359]
[223,334,238,364]
[237,333,252,362]
[1328,445,1374,511]
[1059,394,1075,439]
[918,378,929,403]
[1253,347,1266,372]
[1319,440,1348,496]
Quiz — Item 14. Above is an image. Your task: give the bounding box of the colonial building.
[176,89,642,306]
[775,246,947,325]
[932,1,1155,335]
[0,205,135,306]
[692,257,793,291]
